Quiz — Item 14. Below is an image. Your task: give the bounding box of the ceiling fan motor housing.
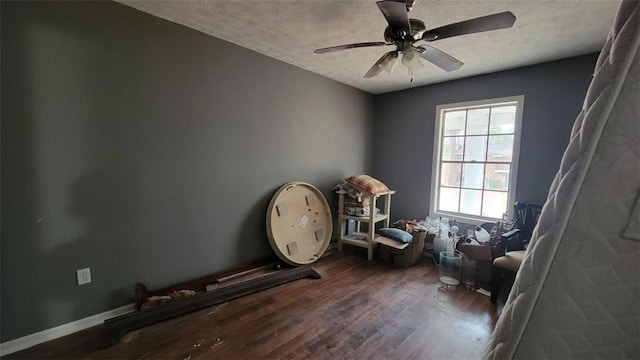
[384,18,426,43]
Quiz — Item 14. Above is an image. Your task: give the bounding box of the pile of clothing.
[392,219,428,233]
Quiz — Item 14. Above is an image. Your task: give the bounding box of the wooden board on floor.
[101,265,321,347]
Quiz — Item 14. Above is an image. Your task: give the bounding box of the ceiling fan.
[314,0,516,79]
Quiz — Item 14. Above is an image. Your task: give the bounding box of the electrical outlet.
[76,267,91,285]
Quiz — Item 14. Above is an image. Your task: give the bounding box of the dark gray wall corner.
[372,54,598,221]
[0,1,373,342]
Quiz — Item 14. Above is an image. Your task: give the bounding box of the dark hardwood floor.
[6,250,501,359]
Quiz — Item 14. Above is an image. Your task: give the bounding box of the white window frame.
[429,95,524,225]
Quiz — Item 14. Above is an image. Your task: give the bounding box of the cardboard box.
[377,230,428,268]
[458,243,493,286]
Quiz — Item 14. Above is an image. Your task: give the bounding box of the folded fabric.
[345,175,391,195]
[378,227,413,243]
[392,219,427,233]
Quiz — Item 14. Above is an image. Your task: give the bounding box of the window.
[430,96,524,223]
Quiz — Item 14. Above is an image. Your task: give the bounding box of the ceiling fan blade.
[377,0,411,35]
[364,50,398,78]
[364,63,383,78]
[422,11,516,41]
[416,45,463,72]
[314,42,388,54]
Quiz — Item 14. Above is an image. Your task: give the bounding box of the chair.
[490,202,543,303]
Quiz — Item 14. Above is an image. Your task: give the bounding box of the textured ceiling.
[116,0,621,94]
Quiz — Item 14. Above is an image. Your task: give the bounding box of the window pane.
[485,164,510,191]
[487,135,514,162]
[460,189,482,215]
[442,136,464,161]
[444,111,466,136]
[441,163,461,187]
[439,187,459,212]
[482,191,508,219]
[464,136,487,162]
[489,106,516,134]
[466,108,489,135]
[462,163,484,189]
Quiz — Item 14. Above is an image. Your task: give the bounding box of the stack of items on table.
[332,182,379,217]
[375,220,435,267]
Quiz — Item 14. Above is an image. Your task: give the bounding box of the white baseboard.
[0,303,135,357]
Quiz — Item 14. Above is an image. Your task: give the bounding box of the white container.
[433,235,448,263]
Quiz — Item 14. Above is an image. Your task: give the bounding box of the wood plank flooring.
[5,250,501,359]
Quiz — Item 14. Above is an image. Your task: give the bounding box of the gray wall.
[372,54,598,221]
[0,1,374,342]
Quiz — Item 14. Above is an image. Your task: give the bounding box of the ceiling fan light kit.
[401,47,423,81]
[314,0,517,80]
